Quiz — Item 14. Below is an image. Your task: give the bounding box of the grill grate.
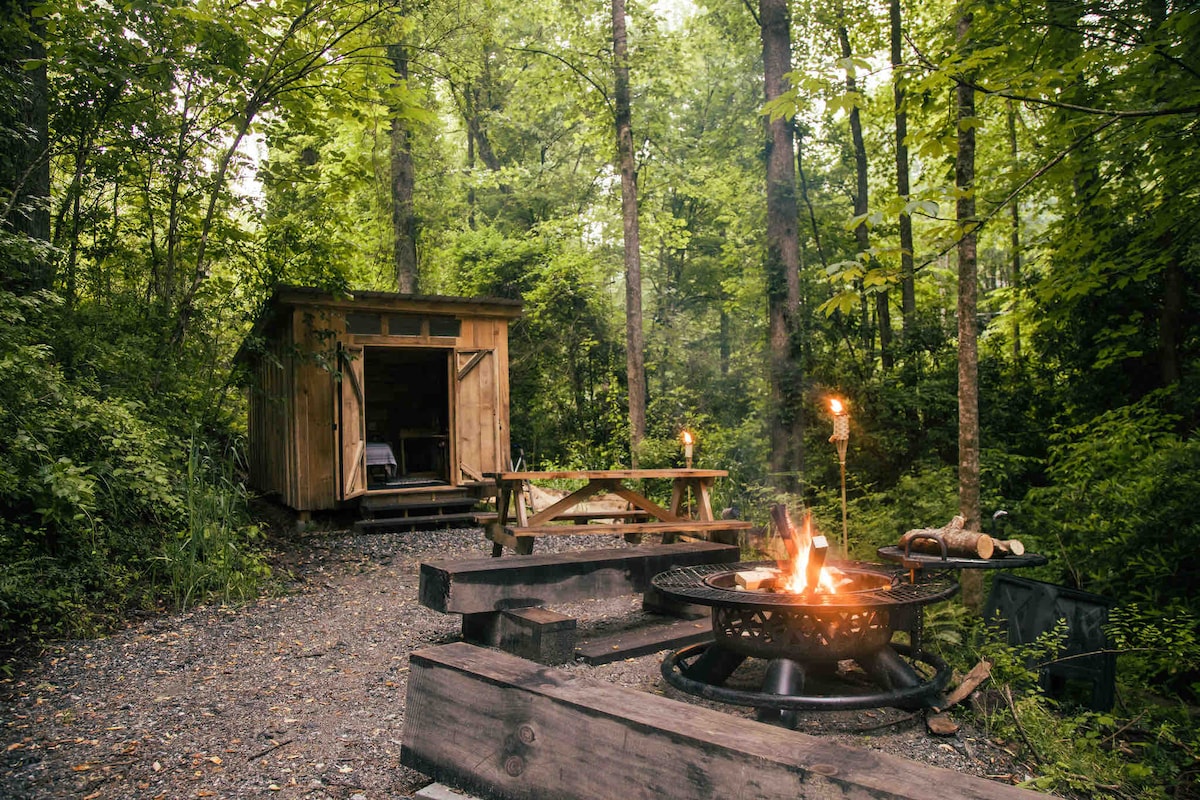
[652,561,958,611]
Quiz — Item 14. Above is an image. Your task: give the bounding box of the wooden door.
[455,349,498,483]
[338,344,367,500]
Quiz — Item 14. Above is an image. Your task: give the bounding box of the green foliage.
[154,438,270,609]
[824,462,959,560]
[0,289,267,647]
[1022,393,1200,614]
[1106,604,1200,702]
[946,614,1193,798]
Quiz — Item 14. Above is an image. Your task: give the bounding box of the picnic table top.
[487,469,729,481]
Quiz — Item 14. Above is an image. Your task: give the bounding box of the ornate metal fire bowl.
[652,561,959,716]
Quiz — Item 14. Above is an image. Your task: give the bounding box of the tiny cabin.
[239,287,522,514]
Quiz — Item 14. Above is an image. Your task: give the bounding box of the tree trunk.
[795,126,827,270]
[890,0,916,334]
[0,0,51,291]
[838,15,891,369]
[760,0,804,491]
[1159,252,1183,387]
[611,0,646,463]
[1007,101,1021,360]
[390,43,419,294]
[955,8,982,610]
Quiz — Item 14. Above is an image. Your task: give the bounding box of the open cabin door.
[338,344,368,501]
[455,349,499,483]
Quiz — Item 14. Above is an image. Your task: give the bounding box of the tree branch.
[507,46,613,116]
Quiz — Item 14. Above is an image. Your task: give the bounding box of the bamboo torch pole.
[830,399,850,554]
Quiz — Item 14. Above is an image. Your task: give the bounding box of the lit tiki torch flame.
[681,430,694,469]
[770,504,836,595]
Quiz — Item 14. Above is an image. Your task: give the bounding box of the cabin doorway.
[363,347,452,490]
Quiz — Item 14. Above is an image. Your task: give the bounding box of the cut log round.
[991,538,1025,557]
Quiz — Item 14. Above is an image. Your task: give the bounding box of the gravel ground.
[0,521,1029,799]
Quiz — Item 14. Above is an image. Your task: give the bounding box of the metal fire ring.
[651,561,959,612]
[661,642,952,712]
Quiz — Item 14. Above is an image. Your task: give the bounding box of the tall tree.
[955,4,981,608]
[1006,100,1020,360]
[889,0,916,335]
[390,42,418,293]
[611,0,647,462]
[836,3,891,368]
[759,0,804,490]
[0,0,50,291]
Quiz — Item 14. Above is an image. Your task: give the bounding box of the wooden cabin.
[239,287,522,518]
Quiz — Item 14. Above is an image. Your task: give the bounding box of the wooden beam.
[401,643,1043,800]
[419,542,739,614]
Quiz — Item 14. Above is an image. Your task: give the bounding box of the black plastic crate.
[985,574,1117,711]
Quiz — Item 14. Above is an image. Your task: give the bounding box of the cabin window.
[345,312,382,335]
[428,316,461,338]
[387,314,424,336]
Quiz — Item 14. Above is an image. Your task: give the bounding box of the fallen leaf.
[152,761,162,772]
[6,743,23,752]
[71,764,92,772]
[207,756,222,765]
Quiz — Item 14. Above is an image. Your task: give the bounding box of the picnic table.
[484,469,752,555]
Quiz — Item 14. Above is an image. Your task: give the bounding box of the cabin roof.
[233,285,523,367]
[269,285,524,318]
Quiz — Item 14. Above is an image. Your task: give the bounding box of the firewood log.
[991,538,1025,557]
[900,515,995,559]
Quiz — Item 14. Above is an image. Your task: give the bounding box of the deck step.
[353,512,480,533]
[361,498,478,518]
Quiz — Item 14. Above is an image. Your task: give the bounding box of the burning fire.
[780,511,840,595]
[682,431,693,445]
[830,398,844,415]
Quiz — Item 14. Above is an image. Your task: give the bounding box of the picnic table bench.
[484,469,751,555]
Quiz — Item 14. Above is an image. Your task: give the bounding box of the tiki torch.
[682,430,694,469]
[829,398,850,554]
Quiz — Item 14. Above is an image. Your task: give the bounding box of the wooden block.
[575,618,712,665]
[419,542,740,614]
[735,568,778,591]
[501,607,577,665]
[461,608,577,665]
[401,643,1044,800]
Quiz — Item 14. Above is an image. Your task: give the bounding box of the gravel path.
[1,523,1028,799]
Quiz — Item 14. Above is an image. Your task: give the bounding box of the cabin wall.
[247,315,294,502]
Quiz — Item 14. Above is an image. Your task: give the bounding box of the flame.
[830,398,845,415]
[682,430,693,445]
[781,514,839,594]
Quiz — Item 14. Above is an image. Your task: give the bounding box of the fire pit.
[652,559,958,719]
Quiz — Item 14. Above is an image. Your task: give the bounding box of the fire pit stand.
[652,561,959,722]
